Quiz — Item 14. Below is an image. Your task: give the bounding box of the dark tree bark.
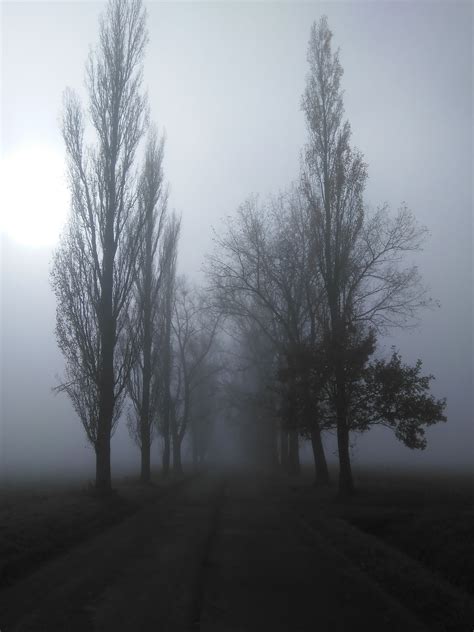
[162,428,171,476]
[191,420,199,470]
[140,433,151,483]
[334,359,354,495]
[95,430,112,492]
[268,418,279,472]
[173,443,183,474]
[310,426,330,486]
[288,429,300,476]
[161,310,172,477]
[172,431,183,474]
[336,423,353,496]
[97,242,115,490]
[280,427,289,471]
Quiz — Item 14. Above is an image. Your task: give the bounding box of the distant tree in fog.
[155,213,180,476]
[51,0,148,491]
[169,278,220,473]
[126,129,168,484]
[220,319,281,473]
[206,190,330,482]
[188,355,222,468]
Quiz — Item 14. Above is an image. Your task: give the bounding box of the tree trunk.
[269,418,279,472]
[288,428,300,476]
[95,431,111,492]
[162,310,172,477]
[333,318,355,496]
[280,427,289,471]
[172,433,183,474]
[310,426,329,486]
[139,351,152,484]
[191,415,199,471]
[140,433,151,484]
[285,370,300,477]
[337,421,354,496]
[174,380,189,476]
[162,430,171,476]
[335,374,354,496]
[96,230,115,492]
[139,219,153,485]
[161,361,171,477]
[192,434,199,471]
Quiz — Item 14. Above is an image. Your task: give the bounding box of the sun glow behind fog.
[0,145,69,247]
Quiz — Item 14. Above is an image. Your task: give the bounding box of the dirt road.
[0,473,428,631]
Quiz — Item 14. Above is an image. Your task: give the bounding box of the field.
[0,471,188,589]
[290,464,474,630]
[334,467,473,593]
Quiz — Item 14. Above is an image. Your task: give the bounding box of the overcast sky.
[1,1,472,480]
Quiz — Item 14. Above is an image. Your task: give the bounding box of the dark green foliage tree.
[350,351,447,449]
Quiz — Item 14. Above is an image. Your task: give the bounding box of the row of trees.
[51,0,219,491]
[51,3,446,497]
[206,17,446,495]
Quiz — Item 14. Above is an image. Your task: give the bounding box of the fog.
[1,1,472,483]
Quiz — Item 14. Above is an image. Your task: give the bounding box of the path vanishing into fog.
[0,473,428,631]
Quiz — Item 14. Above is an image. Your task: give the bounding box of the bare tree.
[223,318,281,473]
[189,358,222,468]
[51,0,148,491]
[155,213,180,475]
[206,197,297,471]
[301,17,432,495]
[126,129,168,484]
[206,191,329,479]
[170,278,220,473]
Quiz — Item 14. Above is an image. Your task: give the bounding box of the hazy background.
[1,1,472,481]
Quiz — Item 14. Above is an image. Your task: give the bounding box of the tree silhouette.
[51,0,148,491]
[170,278,220,473]
[126,129,169,484]
[301,17,433,495]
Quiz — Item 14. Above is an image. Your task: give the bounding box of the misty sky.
[1,1,472,479]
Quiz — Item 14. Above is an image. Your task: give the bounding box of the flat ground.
[300,466,474,595]
[0,473,186,588]
[0,470,472,631]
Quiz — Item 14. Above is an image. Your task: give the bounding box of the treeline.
[51,0,220,491]
[51,1,446,496]
[205,17,446,495]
